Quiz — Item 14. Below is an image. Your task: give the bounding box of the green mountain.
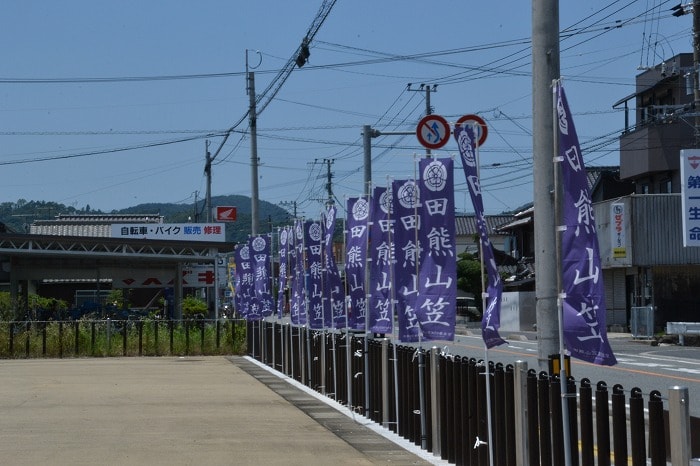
[0,196,293,244]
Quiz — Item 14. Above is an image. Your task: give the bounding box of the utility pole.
[362,125,374,196]
[248,70,260,236]
[193,191,199,222]
[205,140,212,222]
[407,83,437,157]
[532,0,560,370]
[323,158,334,205]
[362,125,414,194]
[695,0,700,146]
[279,201,298,219]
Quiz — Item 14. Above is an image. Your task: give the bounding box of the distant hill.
[0,196,292,244]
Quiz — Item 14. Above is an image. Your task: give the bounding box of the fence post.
[611,384,627,465]
[58,321,63,359]
[629,387,645,465]
[595,381,611,466]
[154,320,159,356]
[668,386,691,466]
[647,390,666,466]
[381,338,390,429]
[122,321,127,356]
[106,319,111,356]
[429,346,441,457]
[91,322,96,356]
[514,361,529,466]
[74,321,79,356]
[25,321,30,358]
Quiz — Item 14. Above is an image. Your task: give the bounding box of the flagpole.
[302,218,312,388]
[386,176,400,431]
[319,210,327,396]
[363,183,372,417]
[342,197,353,411]
[474,123,495,466]
[553,78,573,466]
[270,230,276,371]
[412,154,428,451]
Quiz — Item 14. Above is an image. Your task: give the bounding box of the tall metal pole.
[425,85,432,157]
[248,71,260,236]
[532,0,560,369]
[324,158,334,205]
[362,125,372,196]
[205,140,212,222]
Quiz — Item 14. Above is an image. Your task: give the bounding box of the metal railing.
[0,319,246,358]
[250,319,697,466]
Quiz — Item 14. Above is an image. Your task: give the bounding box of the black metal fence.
[248,320,698,466]
[0,319,246,358]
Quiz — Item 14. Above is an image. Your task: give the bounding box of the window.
[659,179,672,193]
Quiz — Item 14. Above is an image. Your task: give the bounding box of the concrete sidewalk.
[0,357,437,466]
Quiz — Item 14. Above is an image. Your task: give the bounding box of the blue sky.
[0,1,692,217]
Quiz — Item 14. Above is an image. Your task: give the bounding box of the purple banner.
[233,242,252,319]
[305,220,327,329]
[289,219,307,325]
[243,237,262,320]
[344,197,369,331]
[276,227,290,319]
[556,82,617,366]
[454,124,507,348]
[368,186,394,335]
[251,234,273,318]
[324,205,346,328]
[417,157,456,341]
[392,179,421,342]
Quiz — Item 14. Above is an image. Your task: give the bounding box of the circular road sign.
[416,114,451,150]
[455,114,488,146]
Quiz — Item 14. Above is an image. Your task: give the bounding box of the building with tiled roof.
[30,214,163,237]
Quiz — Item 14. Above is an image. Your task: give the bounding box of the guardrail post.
[668,386,691,466]
[514,361,529,466]
[429,346,441,457]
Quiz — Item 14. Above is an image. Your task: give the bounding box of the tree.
[181,296,208,319]
[0,291,67,321]
[456,252,484,312]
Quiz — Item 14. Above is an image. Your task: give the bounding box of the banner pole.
[553,79,573,466]
[364,184,372,417]
[386,176,400,431]
[342,199,353,410]
[474,124,495,466]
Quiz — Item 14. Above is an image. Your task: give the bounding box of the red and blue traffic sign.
[416,114,451,149]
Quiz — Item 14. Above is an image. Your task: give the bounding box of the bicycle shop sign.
[111,223,225,242]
